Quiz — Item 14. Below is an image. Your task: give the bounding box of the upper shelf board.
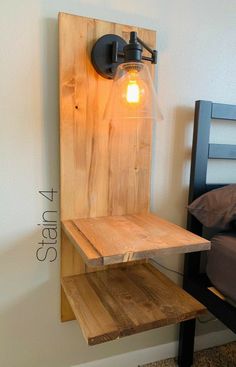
[62,212,210,266]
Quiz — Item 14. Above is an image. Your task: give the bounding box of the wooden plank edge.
[61,275,206,346]
[88,311,206,345]
[101,242,211,265]
[61,287,75,322]
[61,220,103,266]
[208,286,225,300]
[61,276,120,345]
[58,11,156,33]
[62,217,210,267]
[61,265,206,346]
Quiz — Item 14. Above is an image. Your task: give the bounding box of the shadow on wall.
[169,105,194,224]
[0,231,83,367]
[151,105,194,224]
[39,17,60,185]
[149,106,194,290]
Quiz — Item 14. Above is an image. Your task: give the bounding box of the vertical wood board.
[59,12,156,321]
[59,12,156,221]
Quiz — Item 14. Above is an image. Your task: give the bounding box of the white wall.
[0,1,236,366]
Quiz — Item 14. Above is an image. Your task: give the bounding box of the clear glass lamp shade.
[104,62,162,121]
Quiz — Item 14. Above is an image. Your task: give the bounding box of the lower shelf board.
[61,263,206,345]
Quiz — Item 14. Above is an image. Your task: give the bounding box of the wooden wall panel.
[59,12,156,321]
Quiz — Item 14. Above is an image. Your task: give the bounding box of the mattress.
[206,232,236,303]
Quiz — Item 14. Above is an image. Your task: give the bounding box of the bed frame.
[178,100,236,367]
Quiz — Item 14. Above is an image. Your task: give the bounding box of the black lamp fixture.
[91,32,161,121]
[91,31,157,79]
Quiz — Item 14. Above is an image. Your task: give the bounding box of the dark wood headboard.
[187,100,236,237]
[179,101,236,367]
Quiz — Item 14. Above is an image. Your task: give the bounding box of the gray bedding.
[206,232,236,303]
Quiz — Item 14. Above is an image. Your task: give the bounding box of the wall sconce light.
[91,31,161,120]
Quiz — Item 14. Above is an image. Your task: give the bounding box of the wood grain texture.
[61,230,85,321]
[59,12,156,320]
[59,12,155,222]
[62,213,210,266]
[61,263,206,345]
[208,287,226,300]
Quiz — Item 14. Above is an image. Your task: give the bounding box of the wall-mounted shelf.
[62,263,206,345]
[62,213,210,266]
[59,12,209,343]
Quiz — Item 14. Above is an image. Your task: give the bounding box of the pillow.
[188,184,236,230]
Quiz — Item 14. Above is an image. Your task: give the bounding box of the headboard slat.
[212,102,236,120]
[187,100,236,237]
[208,143,236,159]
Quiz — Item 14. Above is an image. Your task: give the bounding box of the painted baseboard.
[73,329,236,367]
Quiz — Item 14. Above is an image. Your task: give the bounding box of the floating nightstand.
[59,12,210,345]
[62,213,210,266]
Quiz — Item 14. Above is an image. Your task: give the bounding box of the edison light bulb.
[104,62,160,120]
[126,80,140,104]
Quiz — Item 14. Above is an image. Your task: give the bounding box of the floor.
[140,342,236,367]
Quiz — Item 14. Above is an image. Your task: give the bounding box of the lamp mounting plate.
[91,34,127,79]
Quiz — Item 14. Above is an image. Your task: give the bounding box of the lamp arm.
[137,37,157,64]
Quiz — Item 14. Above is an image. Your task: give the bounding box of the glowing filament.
[126,80,140,104]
